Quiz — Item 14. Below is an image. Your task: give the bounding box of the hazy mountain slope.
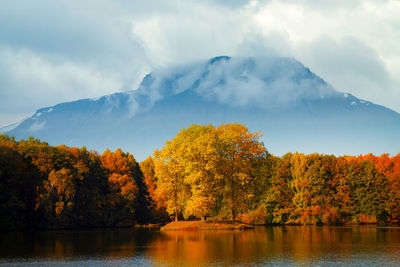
[7,56,400,160]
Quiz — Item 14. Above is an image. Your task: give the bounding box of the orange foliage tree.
[100,149,139,226]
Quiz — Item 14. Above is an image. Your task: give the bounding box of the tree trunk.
[175,211,178,222]
[201,216,206,222]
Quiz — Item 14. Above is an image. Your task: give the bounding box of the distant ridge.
[0,119,24,134]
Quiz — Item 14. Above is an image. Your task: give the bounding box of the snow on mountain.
[7,56,400,160]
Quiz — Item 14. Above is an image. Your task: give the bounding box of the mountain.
[0,120,23,134]
[6,56,400,160]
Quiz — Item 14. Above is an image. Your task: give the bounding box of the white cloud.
[1,0,399,126]
[0,47,123,124]
[0,0,150,125]
[195,57,334,108]
[28,121,46,132]
[131,2,248,66]
[296,37,398,109]
[248,0,400,111]
[127,57,336,115]
[130,0,400,112]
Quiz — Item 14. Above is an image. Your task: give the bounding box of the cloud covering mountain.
[1,0,400,126]
[7,56,400,160]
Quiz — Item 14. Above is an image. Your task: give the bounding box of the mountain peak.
[129,56,338,115]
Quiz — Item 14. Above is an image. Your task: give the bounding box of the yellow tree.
[153,137,188,221]
[179,125,219,221]
[154,123,267,222]
[153,125,219,221]
[46,168,75,220]
[215,123,266,221]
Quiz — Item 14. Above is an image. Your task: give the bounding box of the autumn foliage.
[1,123,400,230]
[153,124,267,222]
[151,124,400,225]
[0,135,151,230]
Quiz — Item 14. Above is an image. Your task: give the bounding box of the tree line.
[0,135,153,230]
[1,123,400,230]
[144,124,400,225]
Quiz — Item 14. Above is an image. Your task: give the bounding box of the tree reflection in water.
[1,226,400,266]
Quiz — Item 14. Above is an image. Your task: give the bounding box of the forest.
[1,123,400,230]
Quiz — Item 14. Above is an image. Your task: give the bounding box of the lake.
[1,226,400,266]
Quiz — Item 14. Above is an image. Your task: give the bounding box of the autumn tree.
[60,146,108,227]
[179,125,219,221]
[264,153,295,224]
[101,149,139,226]
[387,154,400,222]
[45,168,76,226]
[153,142,189,221]
[154,123,267,222]
[2,132,399,229]
[215,123,267,220]
[153,125,219,221]
[289,154,340,224]
[347,158,390,223]
[328,156,353,224]
[140,156,157,202]
[140,156,170,222]
[0,145,38,230]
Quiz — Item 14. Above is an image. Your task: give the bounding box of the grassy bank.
[161,221,254,231]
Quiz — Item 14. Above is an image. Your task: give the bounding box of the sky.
[1,0,399,127]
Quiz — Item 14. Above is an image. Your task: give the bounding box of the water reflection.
[1,226,400,266]
[148,226,400,266]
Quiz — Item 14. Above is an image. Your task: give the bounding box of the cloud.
[129,0,400,113]
[28,121,46,132]
[0,0,150,125]
[195,57,335,108]
[0,47,123,123]
[127,56,335,115]
[296,36,399,110]
[246,0,400,112]
[130,1,250,66]
[1,0,400,126]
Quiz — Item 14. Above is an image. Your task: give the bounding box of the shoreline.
[161,221,255,231]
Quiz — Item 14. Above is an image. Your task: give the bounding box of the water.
[1,226,400,266]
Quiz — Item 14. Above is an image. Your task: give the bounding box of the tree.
[46,168,76,225]
[140,156,170,222]
[347,159,390,223]
[179,125,219,221]
[215,123,267,220]
[387,154,400,222]
[154,145,187,221]
[0,146,38,230]
[64,146,108,227]
[264,154,295,224]
[153,123,267,221]
[100,149,139,226]
[0,135,152,229]
[140,156,157,202]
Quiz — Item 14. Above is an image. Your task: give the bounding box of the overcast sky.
[1,0,399,126]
